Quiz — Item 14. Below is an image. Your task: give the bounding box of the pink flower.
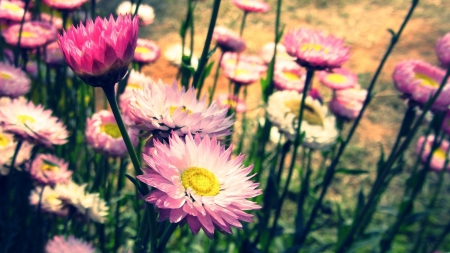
[216,94,247,113]
[232,0,270,13]
[133,38,160,64]
[393,60,450,111]
[0,98,68,147]
[43,0,88,11]
[137,133,262,237]
[0,61,31,98]
[0,0,30,22]
[25,60,38,78]
[416,135,450,172]
[221,53,266,85]
[335,84,367,102]
[86,110,139,157]
[221,52,266,73]
[2,21,58,49]
[318,68,357,90]
[436,33,450,68]
[259,42,295,65]
[283,27,350,70]
[273,60,305,92]
[116,1,155,26]
[40,13,63,30]
[45,235,96,253]
[28,154,72,185]
[213,26,246,53]
[29,186,68,216]
[58,14,139,87]
[43,41,65,66]
[129,79,234,140]
[0,125,33,173]
[119,70,152,123]
[329,97,362,120]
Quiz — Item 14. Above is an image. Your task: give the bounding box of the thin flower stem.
[13,0,30,68]
[208,50,224,104]
[429,220,450,253]
[294,148,313,242]
[9,140,23,169]
[236,87,248,154]
[114,158,128,253]
[156,223,178,252]
[239,12,248,37]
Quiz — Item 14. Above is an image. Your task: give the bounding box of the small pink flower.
[2,21,58,49]
[436,33,450,68]
[45,235,96,253]
[283,27,350,70]
[221,52,266,73]
[28,154,72,185]
[318,68,357,90]
[0,0,30,22]
[58,14,139,87]
[259,42,295,65]
[86,110,139,157]
[335,84,367,102]
[0,61,31,98]
[137,133,261,237]
[273,60,305,92]
[119,70,153,123]
[416,135,450,172]
[40,13,63,30]
[133,38,160,64]
[232,0,270,13]
[223,62,262,85]
[216,94,247,113]
[0,125,33,172]
[213,26,246,53]
[43,41,65,66]
[329,97,362,120]
[43,0,88,11]
[0,98,68,147]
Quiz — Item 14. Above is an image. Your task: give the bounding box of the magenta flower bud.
[436,33,450,68]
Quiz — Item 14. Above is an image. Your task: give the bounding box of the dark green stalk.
[294,148,313,242]
[429,220,450,253]
[239,12,248,37]
[208,50,224,104]
[156,223,178,252]
[180,0,194,89]
[276,140,292,185]
[9,141,23,169]
[236,87,248,154]
[133,0,142,16]
[114,158,128,253]
[13,0,30,67]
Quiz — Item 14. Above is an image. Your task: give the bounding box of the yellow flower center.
[415,73,439,88]
[100,123,122,138]
[300,43,329,53]
[234,69,249,76]
[284,99,324,126]
[0,133,10,148]
[1,72,12,80]
[3,3,22,12]
[135,46,151,54]
[225,59,237,65]
[41,162,59,173]
[283,71,300,81]
[45,193,61,205]
[225,99,237,108]
[169,106,192,116]
[17,115,36,124]
[127,83,142,90]
[20,31,35,38]
[181,167,220,196]
[433,148,447,160]
[326,73,347,84]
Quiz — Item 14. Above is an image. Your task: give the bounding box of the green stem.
[239,12,248,37]
[294,148,313,242]
[429,220,450,253]
[208,50,224,104]
[156,223,178,252]
[13,0,30,68]
[114,158,128,253]
[9,140,23,169]
[236,87,248,154]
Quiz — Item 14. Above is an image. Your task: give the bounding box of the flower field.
[1,0,450,252]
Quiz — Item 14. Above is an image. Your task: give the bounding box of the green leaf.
[387,28,396,37]
[125,174,145,195]
[207,44,218,59]
[354,187,365,218]
[335,168,369,175]
[203,61,215,79]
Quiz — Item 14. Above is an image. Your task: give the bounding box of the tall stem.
[239,12,248,37]
[156,223,178,252]
[208,51,224,104]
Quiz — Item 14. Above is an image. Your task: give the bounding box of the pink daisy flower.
[329,97,362,120]
[393,60,450,111]
[0,61,31,98]
[42,0,88,11]
[221,52,267,73]
[133,38,160,64]
[28,154,72,185]
[137,133,262,237]
[213,26,246,53]
[273,60,306,92]
[232,0,270,13]
[119,70,152,123]
[259,42,295,65]
[58,14,139,87]
[0,98,68,147]
[216,94,247,113]
[86,110,139,157]
[223,62,262,85]
[43,41,65,66]
[436,33,450,68]
[318,68,357,90]
[0,0,30,22]
[117,1,155,26]
[0,125,33,173]
[45,235,96,253]
[2,21,58,49]
[416,135,450,172]
[40,13,63,30]
[335,84,367,102]
[129,79,234,140]
[283,27,350,70]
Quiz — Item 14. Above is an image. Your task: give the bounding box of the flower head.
[58,14,139,87]
[137,133,261,237]
[283,28,350,70]
[40,13,63,30]
[0,125,33,174]
[43,41,65,66]
[259,42,295,65]
[28,154,72,185]
[436,33,450,68]
[2,21,58,49]
[0,0,30,22]
[329,97,362,120]
[416,135,450,172]
[117,1,155,26]
[86,110,139,157]
[221,53,266,85]
[216,94,247,113]
[26,60,38,78]
[130,80,234,140]
[0,61,31,98]
[0,98,68,147]
[273,60,306,92]
[119,70,153,123]
[133,38,160,64]
[318,68,357,90]
[42,0,88,11]
[30,186,68,216]
[335,84,367,102]
[213,26,246,53]
[45,235,96,253]
[232,0,270,13]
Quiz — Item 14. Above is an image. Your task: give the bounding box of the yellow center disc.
[181,167,220,196]
[415,73,439,88]
[100,123,122,138]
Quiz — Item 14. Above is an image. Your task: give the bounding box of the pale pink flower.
[116,1,155,26]
[0,61,31,98]
[318,68,357,90]
[232,0,270,13]
[216,94,247,113]
[2,21,58,48]
[86,110,139,157]
[223,61,262,85]
[283,27,350,70]
[45,235,96,253]
[273,60,305,92]
[58,14,139,87]
[259,42,295,65]
[130,79,234,140]
[29,186,68,216]
[119,70,152,123]
[416,135,450,172]
[0,98,68,147]
[43,41,65,66]
[0,125,33,174]
[436,33,450,68]
[133,38,160,64]
[40,13,63,30]
[213,26,246,53]
[0,0,30,22]
[43,0,88,11]
[221,52,266,73]
[28,154,72,185]
[137,133,262,237]
[329,97,362,120]
[335,84,367,102]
